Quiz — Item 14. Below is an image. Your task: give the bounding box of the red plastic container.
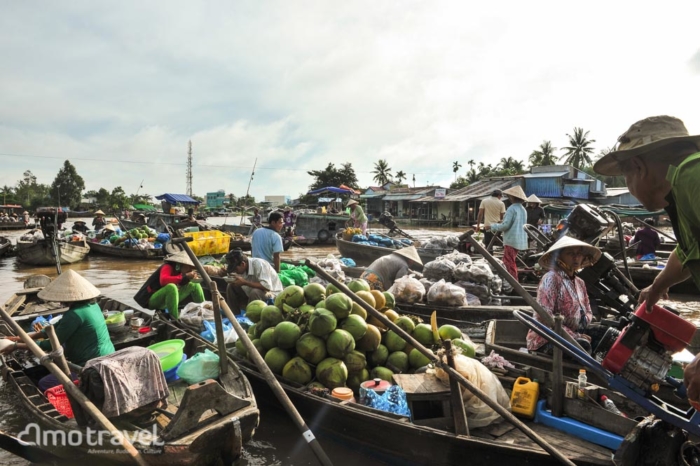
[45,384,77,419]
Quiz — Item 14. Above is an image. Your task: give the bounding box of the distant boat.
[16,238,90,266]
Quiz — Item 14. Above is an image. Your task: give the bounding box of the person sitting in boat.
[134,251,204,319]
[360,246,423,291]
[347,199,367,236]
[224,248,283,312]
[631,218,661,260]
[187,208,197,222]
[251,211,284,272]
[72,220,89,234]
[92,210,107,231]
[99,223,116,240]
[526,236,602,354]
[1,270,115,392]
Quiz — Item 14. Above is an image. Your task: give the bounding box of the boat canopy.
[155,193,200,205]
[307,186,356,195]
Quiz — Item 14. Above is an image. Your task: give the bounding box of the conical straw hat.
[164,251,194,267]
[538,236,601,269]
[102,223,116,232]
[38,270,101,302]
[94,210,105,216]
[527,194,542,204]
[392,245,422,265]
[502,186,528,202]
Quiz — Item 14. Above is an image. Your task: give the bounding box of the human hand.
[0,341,16,355]
[638,282,669,312]
[484,225,491,231]
[684,354,700,411]
[475,225,480,233]
[5,336,20,342]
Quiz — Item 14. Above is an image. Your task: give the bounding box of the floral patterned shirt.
[526,269,593,351]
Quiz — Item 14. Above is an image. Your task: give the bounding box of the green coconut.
[282,357,313,385]
[453,338,476,358]
[277,285,306,309]
[296,333,327,365]
[412,323,435,346]
[326,329,356,359]
[316,358,348,389]
[384,330,407,353]
[347,279,371,293]
[303,283,326,305]
[325,293,353,320]
[264,348,291,375]
[343,350,367,373]
[350,301,368,320]
[299,304,315,314]
[315,299,327,309]
[370,344,389,367]
[409,348,433,369]
[382,291,396,310]
[251,339,266,360]
[261,305,284,330]
[245,300,266,323]
[347,368,370,391]
[254,323,265,338]
[307,381,326,391]
[260,327,277,351]
[308,308,337,337]
[386,351,409,373]
[235,338,248,358]
[355,324,381,352]
[370,366,394,382]
[326,283,341,296]
[341,314,368,341]
[439,324,463,341]
[394,316,416,334]
[275,321,302,349]
[247,324,257,338]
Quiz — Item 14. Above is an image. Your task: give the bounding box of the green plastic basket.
[147,339,186,371]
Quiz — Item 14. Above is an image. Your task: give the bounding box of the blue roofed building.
[523,165,606,201]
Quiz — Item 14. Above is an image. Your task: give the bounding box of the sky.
[1,1,700,204]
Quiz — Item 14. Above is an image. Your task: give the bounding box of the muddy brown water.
[0,218,698,465]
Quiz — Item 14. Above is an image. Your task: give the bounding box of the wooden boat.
[0,236,11,258]
[0,222,34,231]
[87,240,165,260]
[335,236,448,268]
[16,238,90,265]
[625,264,699,294]
[0,289,259,465]
[293,212,350,245]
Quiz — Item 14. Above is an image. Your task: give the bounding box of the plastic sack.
[156,233,171,243]
[201,320,238,345]
[422,258,456,281]
[423,236,448,250]
[419,278,435,295]
[361,384,411,417]
[387,275,425,304]
[440,251,472,267]
[463,260,493,285]
[454,281,491,304]
[434,353,511,428]
[180,301,215,331]
[339,257,356,267]
[176,349,220,384]
[452,262,472,281]
[427,279,468,307]
[352,234,368,243]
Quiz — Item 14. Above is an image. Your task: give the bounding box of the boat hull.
[88,241,165,260]
[16,239,90,265]
[335,237,444,268]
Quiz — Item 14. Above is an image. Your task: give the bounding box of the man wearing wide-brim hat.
[525,194,545,227]
[92,209,107,231]
[360,246,423,291]
[595,116,700,407]
[485,186,528,281]
[0,270,115,391]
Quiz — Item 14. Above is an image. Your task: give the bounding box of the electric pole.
[186,140,193,196]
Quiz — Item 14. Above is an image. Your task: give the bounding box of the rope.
[39,347,64,365]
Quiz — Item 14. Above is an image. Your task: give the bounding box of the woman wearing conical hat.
[0,270,115,391]
[484,186,529,281]
[525,194,546,227]
[92,209,107,231]
[360,246,423,291]
[526,236,603,354]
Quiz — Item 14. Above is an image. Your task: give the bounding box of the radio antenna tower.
[186,140,193,196]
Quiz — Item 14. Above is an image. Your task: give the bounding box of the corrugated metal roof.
[521,171,569,178]
[440,179,520,202]
[383,193,424,201]
[360,192,386,199]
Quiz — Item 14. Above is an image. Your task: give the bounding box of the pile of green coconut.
[233,279,476,392]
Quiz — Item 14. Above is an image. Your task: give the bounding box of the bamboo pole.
[444,339,469,436]
[209,282,228,375]
[551,315,564,418]
[0,305,149,466]
[171,238,334,466]
[307,260,576,466]
[44,325,71,377]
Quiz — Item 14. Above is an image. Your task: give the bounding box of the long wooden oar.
[307,260,576,466]
[171,237,334,466]
[0,304,149,466]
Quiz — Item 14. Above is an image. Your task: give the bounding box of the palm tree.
[372,159,393,185]
[561,128,596,169]
[452,161,462,180]
[1,185,12,205]
[467,159,475,169]
[529,140,557,167]
[395,170,406,185]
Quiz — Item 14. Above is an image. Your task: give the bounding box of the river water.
[0,217,698,465]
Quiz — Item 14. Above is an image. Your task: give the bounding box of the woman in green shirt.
[2,270,115,392]
[347,199,368,235]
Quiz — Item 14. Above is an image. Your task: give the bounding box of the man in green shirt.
[2,270,115,391]
[594,115,700,407]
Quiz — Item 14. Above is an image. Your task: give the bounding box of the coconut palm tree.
[372,159,393,185]
[467,159,475,169]
[395,170,406,185]
[561,128,596,169]
[452,161,462,180]
[529,140,557,167]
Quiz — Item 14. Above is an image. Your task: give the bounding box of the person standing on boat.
[526,236,602,354]
[22,211,30,226]
[630,218,661,260]
[360,246,423,291]
[1,270,115,391]
[92,210,107,231]
[134,251,205,319]
[251,208,262,228]
[224,249,283,312]
[251,211,284,272]
[593,115,700,407]
[475,190,506,253]
[347,199,367,236]
[484,186,528,281]
[283,207,296,234]
[525,194,546,227]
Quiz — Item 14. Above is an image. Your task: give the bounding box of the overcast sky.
[1,1,699,203]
